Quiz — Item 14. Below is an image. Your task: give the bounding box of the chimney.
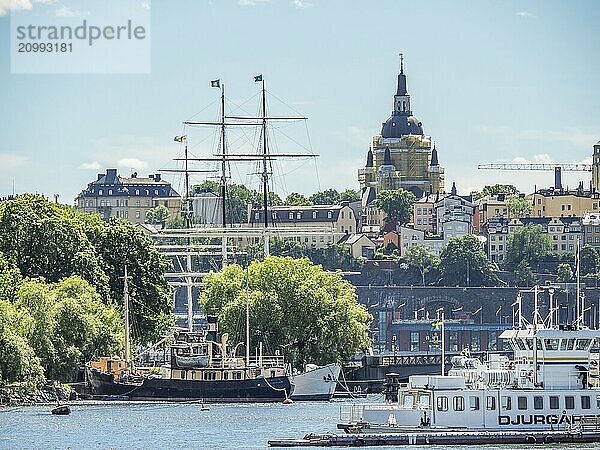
[154,173,161,182]
[97,173,103,181]
[554,166,562,190]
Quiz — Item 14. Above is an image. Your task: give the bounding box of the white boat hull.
[291,363,341,401]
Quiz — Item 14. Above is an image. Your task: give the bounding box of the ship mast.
[123,265,131,368]
[220,83,228,263]
[261,78,269,229]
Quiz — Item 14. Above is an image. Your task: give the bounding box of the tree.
[505,224,552,269]
[284,193,312,206]
[339,189,360,203]
[580,245,600,276]
[439,235,498,286]
[404,245,440,286]
[145,205,170,224]
[507,196,533,218]
[15,277,124,382]
[557,263,573,283]
[374,189,416,225]
[472,184,519,201]
[514,260,535,286]
[0,195,171,344]
[310,189,340,205]
[201,256,371,368]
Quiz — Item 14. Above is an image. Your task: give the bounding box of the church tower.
[593,141,600,192]
[358,55,445,198]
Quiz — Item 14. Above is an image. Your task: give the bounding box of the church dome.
[381,114,424,138]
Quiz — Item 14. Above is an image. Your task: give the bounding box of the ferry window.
[596,395,600,409]
[576,339,591,350]
[550,396,559,409]
[501,396,511,411]
[403,395,414,409]
[437,396,448,411]
[486,396,496,411]
[453,396,464,411]
[524,339,533,350]
[582,396,591,409]
[533,396,543,410]
[515,340,526,351]
[223,372,228,380]
[418,394,430,408]
[565,396,575,410]
[517,396,527,410]
[410,332,419,352]
[469,396,480,411]
[563,339,575,350]
[544,339,559,350]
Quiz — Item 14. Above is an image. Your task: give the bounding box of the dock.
[268,429,600,447]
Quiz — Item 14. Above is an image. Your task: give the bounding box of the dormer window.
[255,212,259,220]
[297,212,301,219]
[327,211,332,219]
[289,212,294,220]
[98,189,103,196]
[312,211,317,219]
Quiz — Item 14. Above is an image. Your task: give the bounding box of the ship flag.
[431,320,443,330]
[211,79,220,88]
[254,74,263,82]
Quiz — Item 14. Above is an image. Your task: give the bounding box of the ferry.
[339,286,600,434]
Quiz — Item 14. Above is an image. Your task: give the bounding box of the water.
[1,399,599,449]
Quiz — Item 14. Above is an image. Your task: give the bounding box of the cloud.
[55,4,88,17]
[511,153,555,164]
[0,153,27,171]
[237,0,270,6]
[516,11,533,18]
[78,161,101,170]
[293,0,312,8]
[141,1,150,9]
[117,158,149,170]
[0,0,32,16]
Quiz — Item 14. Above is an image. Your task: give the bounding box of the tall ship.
[85,265,292,402]
[340,285,600,433]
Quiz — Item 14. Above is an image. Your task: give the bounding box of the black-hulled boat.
[86,315,292,402]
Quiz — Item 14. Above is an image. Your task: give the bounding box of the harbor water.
[1,396,600,449]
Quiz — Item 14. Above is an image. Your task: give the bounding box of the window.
[544,339,559,350]
[549,396,559,410]
[453,396,464,411]
[471,334,480,352]
[417,208,422,214]
[327,211,332,219]
[489,333,497,351]
[297,212,301,219]
[403,394,414,409]
[437,396,448,411]
[534,396,543,410]
[469,396,480,411]
[576,339,591,350]
[419,394,430,408]
[289,212,294,220]
[135,200,140,207]
[582,396,591,409]
[410,332,419,352]
[135,211,140,219]
[99,189,103,196]
[154,190,158,195]
[312,211,317,219]
[517,396,527,410]
[135,189,140,195]
[486,396,496,411]
[565,396,575,410]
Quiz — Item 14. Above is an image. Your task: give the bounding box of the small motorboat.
[51,405,71,415]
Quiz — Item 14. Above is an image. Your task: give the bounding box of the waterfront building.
[358,56,445,200]
[338,233,377,259]
[532,188,600,218]
[485,216,583,263]
[472,193,512,234]
[582,213,600,250]
[247,202,356,249]
[75,169,181,223]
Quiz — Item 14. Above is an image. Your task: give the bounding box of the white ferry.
[341,287,600,433]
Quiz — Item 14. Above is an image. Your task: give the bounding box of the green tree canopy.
[514,260,535,287]
[201,256,371,369]
[439,235,499,286]
[0,195,172,343]
[507,196,533,217]
[284,193,313,206]
[580,245,600,276]
[472,184,519,201]
[557,263,573,283]
[505,224,552,269]
[339,189,360,203]
[404,245,440,286]
[375,189,416,224]
[145,205,170,224]
[309,189,340,205]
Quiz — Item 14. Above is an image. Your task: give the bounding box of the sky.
[0,0,599,203]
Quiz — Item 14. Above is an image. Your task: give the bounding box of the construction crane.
[478,163,592,190]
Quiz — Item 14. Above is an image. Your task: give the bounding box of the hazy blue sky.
[1,0,599,202]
